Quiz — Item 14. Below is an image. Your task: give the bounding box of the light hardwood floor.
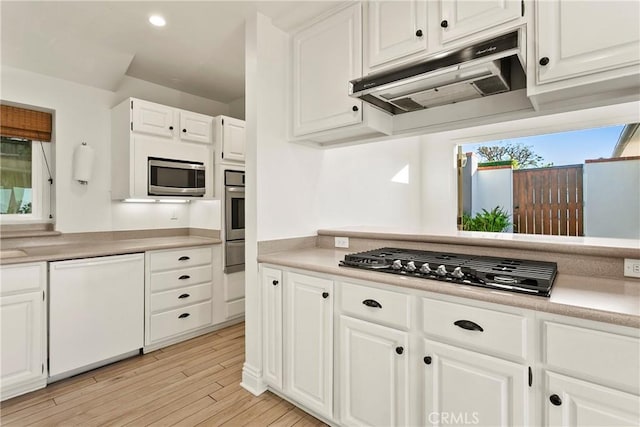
[0,322,327,426]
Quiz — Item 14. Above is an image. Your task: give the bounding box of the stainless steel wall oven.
[224,170,245,273]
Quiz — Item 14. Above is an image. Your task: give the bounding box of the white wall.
[584,159,640,239]
[317,136,423,229]
[474,167,513,232]
[229,97,246,120]
[1,65,229,232]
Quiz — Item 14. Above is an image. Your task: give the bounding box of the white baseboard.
[240,362,267,396]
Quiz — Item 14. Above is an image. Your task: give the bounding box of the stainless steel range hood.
[349,31,525,115]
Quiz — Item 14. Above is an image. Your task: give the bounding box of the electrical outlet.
[624,259,640,278]
[170,209,178,221]
[335,237,349,248]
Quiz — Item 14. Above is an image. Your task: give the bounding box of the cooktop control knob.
[406,261,416,272]
[452,267,464,279]
[420,263,431,273]
[436,265,448,276]
[392,260,403,270]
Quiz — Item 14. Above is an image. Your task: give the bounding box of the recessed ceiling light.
[149,15,166,27]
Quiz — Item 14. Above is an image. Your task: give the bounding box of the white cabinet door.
[438,0,521,45]
[339,316,409,427]
[423,338,527,426]
[292,3,363,136]
[0,292,44,392]
[284,272,333,418]
[179,111,213,144]
[545,371,640,427]
[366,0,428,70]
[262,267,283,390]
[49,254,144,377]
[221,117,246,162]
[535,0,640,84]
[132,99,175,138]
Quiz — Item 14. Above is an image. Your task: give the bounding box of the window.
[458,124,639,240]
[0,136,52,221]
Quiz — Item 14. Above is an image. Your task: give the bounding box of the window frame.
[1,139,52,223]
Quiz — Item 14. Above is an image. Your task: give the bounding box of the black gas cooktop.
[339,247,557,297]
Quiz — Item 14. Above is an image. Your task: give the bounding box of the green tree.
[476,142,549,169]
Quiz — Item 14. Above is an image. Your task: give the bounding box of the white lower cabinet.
[422,338,528,427]
[0,262,47,401]
[339,315,409,427]
[262,267,283,390]
[284,272,333,419]
[544,371,640,427]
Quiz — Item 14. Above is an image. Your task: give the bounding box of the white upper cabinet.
[179,111,213,144]
[535,0,640,85]
[365,0,428,72]
[215,116,246,163]
[437,0,522,45]
[132,99,175,138]
[292,3,363,136]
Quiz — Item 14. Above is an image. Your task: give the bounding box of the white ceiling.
[1,1,338,103]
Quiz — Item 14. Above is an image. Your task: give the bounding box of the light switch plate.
[335,237,349,248]
[624,259,640,278]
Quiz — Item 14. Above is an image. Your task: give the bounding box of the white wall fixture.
[72,142,94,185]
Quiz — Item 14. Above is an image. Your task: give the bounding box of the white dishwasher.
[49,253,144,379]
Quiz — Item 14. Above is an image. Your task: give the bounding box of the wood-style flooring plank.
[0,322,328,427]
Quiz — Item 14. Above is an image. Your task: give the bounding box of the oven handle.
[226,187,245,193]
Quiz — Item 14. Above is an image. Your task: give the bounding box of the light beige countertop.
[0,235,221,265]
[258,247,640,328]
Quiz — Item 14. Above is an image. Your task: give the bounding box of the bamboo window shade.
[0,104,52,141]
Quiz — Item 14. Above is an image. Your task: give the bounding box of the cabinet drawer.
[148,247,212,272]
[0,263,45,295]
[422,298,527,360]
[149,301,212,343]
[150,283,212,313]
[149,265,212,292]
[340,281,411,329]
[543,321,640,392]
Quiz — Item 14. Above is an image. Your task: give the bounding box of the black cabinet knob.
[362,299,382,309]
[395,346,404,355]
[440,20,448,28]
[272,280,279,286]
[182,128,187,133]
[423,356,432,365]
[178,256,190,261]
[322,292,329,299]
[178,293,190,299]
[178,313,190,319]
[539,57,550,66]
[169,126,174,130]
[549,394,562,406]
[352,105,359,112]
[178,275,190,280]
[415,29,423,37]
[454,319,484,332]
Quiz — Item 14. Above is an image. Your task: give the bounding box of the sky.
[463,124,626,167]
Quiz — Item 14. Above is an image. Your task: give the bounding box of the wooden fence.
[512,165,584,236]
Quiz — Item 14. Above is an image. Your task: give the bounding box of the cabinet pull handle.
[178,313,190,319]
[539,57,550,66]
[322,292,329,299]
[272,280,279,286]
[440,20,448,28]
[178,293,190,299]
[423,356,432,365]
[415,29,423,37]
[169,126,174,130]
[362,299,382,309]
[182,128,187,133]
[454,320,484,332]
[528,366,533,387]
[178,275,190,280]
[352,105,359,112]
[178,256,190,261]
[549,394,562,406]
[395,346,404,355]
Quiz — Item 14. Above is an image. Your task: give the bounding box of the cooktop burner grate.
[339,247,557,297]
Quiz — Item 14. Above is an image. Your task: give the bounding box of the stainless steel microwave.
[148,157,206,197]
